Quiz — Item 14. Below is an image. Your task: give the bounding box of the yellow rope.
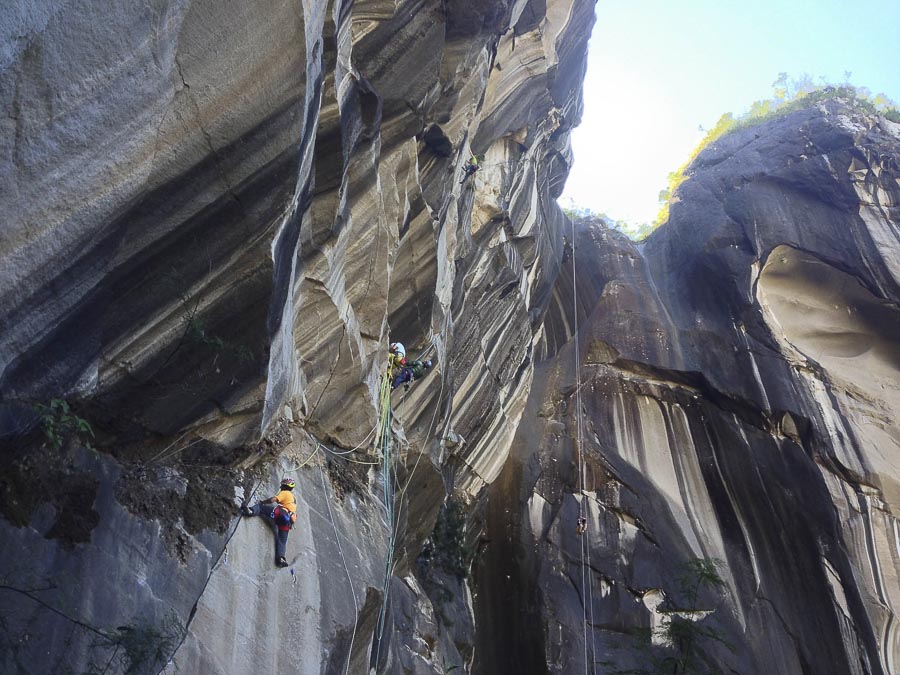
[283,444,320,472]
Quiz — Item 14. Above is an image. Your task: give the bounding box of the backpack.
[272,505,294,530]
[409,360,426,378]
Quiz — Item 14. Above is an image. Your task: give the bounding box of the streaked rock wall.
[0,0,594,673]
[475,102,900,674]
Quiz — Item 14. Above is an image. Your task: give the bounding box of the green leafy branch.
[601,558,731,675]
[35,399,95,451]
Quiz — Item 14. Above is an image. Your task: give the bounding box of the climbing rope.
[324,424,378,455]
[318,451,359,675]
[163,474,265,668]
[391,333,448,545]
[283,444,320,472]
[319,440,381,465]
[570,217,597,675]
[374,363,397,669]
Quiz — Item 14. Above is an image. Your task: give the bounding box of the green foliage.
[419,500,473,580]
[185,317,227,352]
[104,613,184,675]
[652,74,900,232]
[559,198,654,241]
[35,399,94,451]
[601,558,730,675]
[184,316,254,364]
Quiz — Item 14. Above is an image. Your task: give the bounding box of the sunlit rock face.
[6,3,899,674]
[475,102,900,674]
[0,0,593,673]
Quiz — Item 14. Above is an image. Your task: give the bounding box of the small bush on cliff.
[184,315,255,365]
[601,558,730,675]
[418,500,474,580]
[35,399,94,451]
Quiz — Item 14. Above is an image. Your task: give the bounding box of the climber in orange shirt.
[242,476,298,567]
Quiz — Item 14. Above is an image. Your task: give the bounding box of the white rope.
[318,454,358,675]
[374,370,396,669]
[326,423,378,455]
[374,328,447,669]
[393,326,449,532]
[570,217,597,675]
[385,331,448,603]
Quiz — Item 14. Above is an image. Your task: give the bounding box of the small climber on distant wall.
[576,513,587,535]
[242,476,297,567]
[459,155,481,184]
[391,359,433,390]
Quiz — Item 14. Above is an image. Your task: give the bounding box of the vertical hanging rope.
[374,365,397,670]
[372,334,445,671]
[570,217,597,675]
[318,451,359,675]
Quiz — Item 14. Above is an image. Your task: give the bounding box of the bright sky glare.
[562,0,900,226]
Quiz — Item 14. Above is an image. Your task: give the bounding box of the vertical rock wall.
[0,0,595,673]
[474,103,900,674]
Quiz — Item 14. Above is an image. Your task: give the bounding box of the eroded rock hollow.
[2,1,900,674]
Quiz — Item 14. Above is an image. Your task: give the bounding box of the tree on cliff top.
[652,74,900,231]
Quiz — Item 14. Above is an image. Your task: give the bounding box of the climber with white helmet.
[388,342,407,381]
[576,513,587,535]
[242,476,297,567]
[389,342,406,364]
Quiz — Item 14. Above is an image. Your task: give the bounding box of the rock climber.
[391,359,433,390]
[388,342,407,379]
[459,155,480,184]
[389,342,406,366]
[242,476,297,567]
[576,514,587,535]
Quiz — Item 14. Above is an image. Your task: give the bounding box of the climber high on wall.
[459,155,481,184]
[391,359,433,390]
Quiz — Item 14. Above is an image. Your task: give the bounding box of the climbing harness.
[272,505,294,528]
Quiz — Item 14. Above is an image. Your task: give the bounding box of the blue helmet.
[424,360,432,368]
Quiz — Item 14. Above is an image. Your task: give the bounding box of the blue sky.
[562,0,900,225]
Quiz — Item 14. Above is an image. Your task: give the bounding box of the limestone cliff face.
[477,102,900,674]
[0,0,592,673]
[4,3,900,675]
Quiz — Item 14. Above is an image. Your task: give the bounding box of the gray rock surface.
[4,1,900,674]
[1,0,593,673]
[474,101,900,674]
